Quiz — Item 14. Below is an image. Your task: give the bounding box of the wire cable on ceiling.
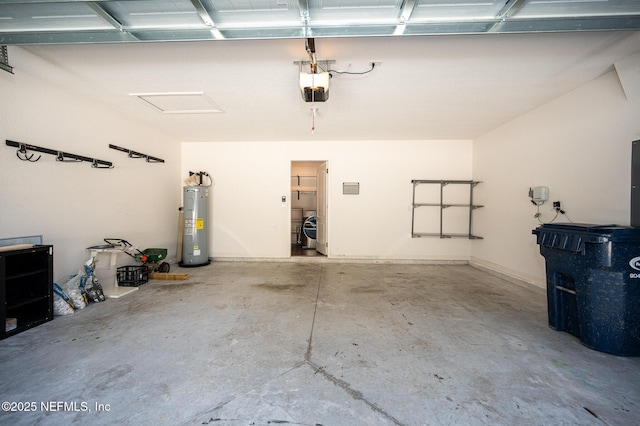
[327,62,376,75]
[302,38,378,133]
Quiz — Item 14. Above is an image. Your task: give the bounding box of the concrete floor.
[1,262,638,425]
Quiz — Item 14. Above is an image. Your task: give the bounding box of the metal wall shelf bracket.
[411,179,483,239]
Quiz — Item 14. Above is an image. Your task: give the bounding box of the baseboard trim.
[212,256,468,265]
[469,257,545,290]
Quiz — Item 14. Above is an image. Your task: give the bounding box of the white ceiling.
[7,30,640,142]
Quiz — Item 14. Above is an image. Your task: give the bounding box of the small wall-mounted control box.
[530,186,549,203]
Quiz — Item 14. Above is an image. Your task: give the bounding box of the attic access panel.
[131,92,224,114]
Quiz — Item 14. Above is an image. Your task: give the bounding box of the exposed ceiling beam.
[189,0,216,28]
[0,30,141,44]
[487,0,529,33]
[2,15,640,45]
[398,0,417,24]
[496,0,529,20]
[84,2,139,42]
[395,0,417,35]
[86,2,125,32]
[1,1,639,46]
[298,0,310,26]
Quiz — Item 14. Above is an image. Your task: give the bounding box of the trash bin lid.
[535,223,640,236]
[533,223,640,252]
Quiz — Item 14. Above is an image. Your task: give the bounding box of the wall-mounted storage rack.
[291,175,316,200]
[292,190,316,200]
[109,144,164,163]
[411,179,483,239]
[6,140,113,168]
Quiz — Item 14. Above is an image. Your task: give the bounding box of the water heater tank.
[180,186,210,266]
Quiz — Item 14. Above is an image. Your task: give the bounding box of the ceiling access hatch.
[130,92,224,114]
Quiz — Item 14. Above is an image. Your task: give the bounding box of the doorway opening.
[291,161,327,257]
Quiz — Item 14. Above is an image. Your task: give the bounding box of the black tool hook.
[15,143,41,162]
[92,160,114,169]
[56,152,82,163]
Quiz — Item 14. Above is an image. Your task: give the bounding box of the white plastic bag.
[59,270,87,310]
[52,283,74,316]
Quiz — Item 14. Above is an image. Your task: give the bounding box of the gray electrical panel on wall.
[632,140,640,227]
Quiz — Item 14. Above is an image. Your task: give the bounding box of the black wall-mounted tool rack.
[6,140,113,168]
[109,144,164,163]
[0,46,13,74]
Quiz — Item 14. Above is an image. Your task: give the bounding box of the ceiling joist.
[398,0,417,24]
[488,0,529,33]
[0,0,639,45]
[189,0,215,28]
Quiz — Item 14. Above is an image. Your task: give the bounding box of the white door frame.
[316,161,328,255]
[290,160,329,257]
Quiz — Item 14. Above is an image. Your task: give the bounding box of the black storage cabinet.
[532,223,640,356]
[0,245,53,339]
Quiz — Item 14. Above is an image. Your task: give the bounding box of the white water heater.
[180,186,210,266]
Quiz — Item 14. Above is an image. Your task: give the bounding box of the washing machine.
[302,213,317,249]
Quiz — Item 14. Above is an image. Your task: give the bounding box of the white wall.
[182,140,473,260]
[8,47,635,289]
[0,49,181,283]
[472,71,640,286]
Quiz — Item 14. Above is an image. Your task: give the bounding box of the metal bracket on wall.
[109,144,164,163]
[0,46,13,74]
[5,140,113,168]
[293,59,336,70]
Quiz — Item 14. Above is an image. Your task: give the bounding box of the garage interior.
[1,0,640,424]
[3,262,639,425]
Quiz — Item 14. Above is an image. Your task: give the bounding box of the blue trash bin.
[532,223,640,356]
